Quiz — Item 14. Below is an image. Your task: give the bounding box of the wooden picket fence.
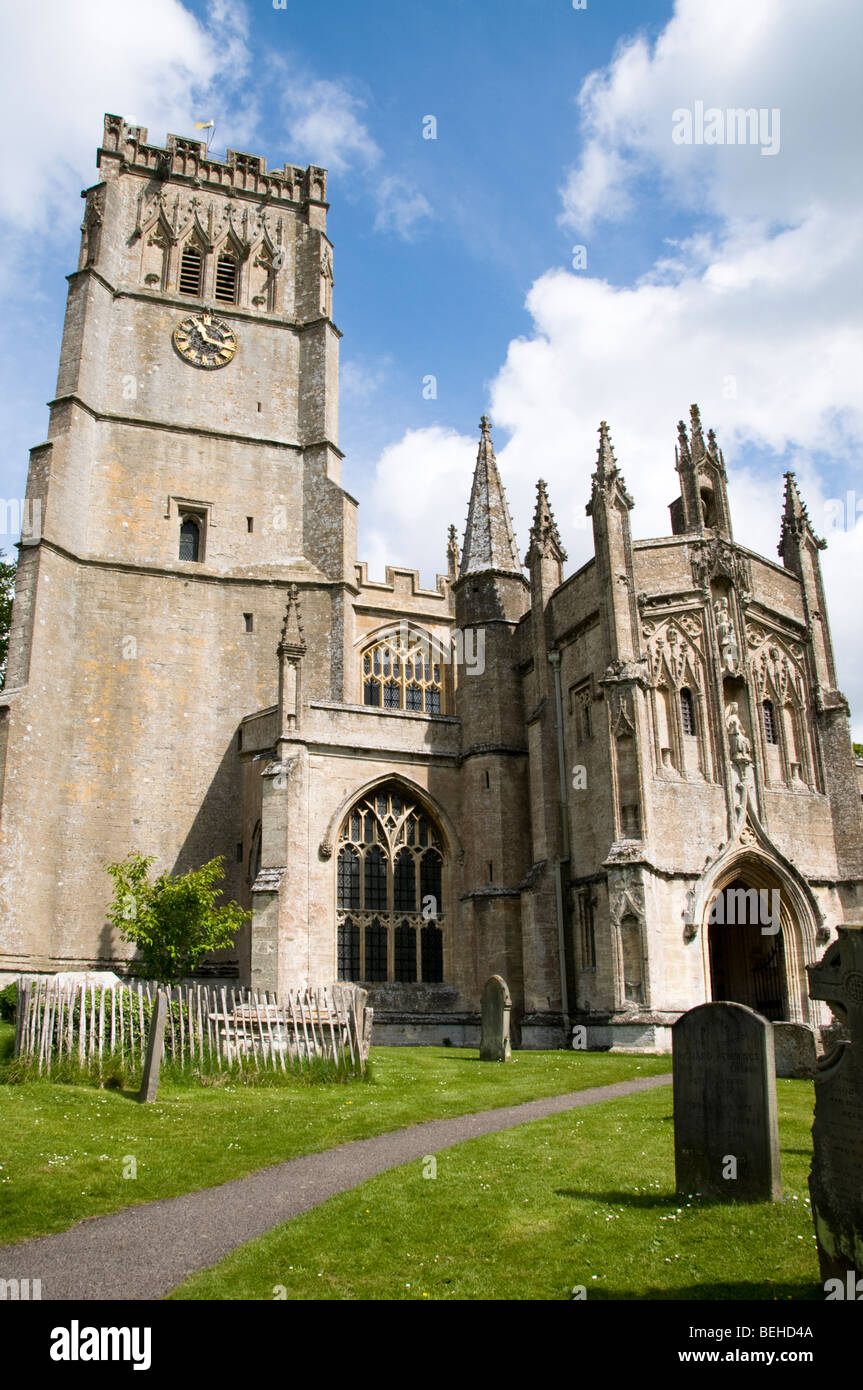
[12,979,371,1076]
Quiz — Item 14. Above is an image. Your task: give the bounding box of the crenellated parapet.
[99,113,327,213]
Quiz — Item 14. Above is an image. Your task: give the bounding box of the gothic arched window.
[361,628,445,714]
[335,782,446,983]
[179,243,203,297]
[179,516,201,562]
[680,687,696,736]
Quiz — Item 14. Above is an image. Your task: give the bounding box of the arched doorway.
[708,877,787,1019]
[335,781,447,985]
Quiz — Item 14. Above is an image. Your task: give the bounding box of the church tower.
[0,115,355,976]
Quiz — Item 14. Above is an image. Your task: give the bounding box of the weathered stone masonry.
[1,116,861,1050]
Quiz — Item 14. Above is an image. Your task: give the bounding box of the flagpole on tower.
[194,120,215,152]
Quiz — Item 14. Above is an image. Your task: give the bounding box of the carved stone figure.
[713,597,739,672]
[725,702,752,764]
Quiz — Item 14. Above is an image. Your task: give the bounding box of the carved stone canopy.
[690,537,752,597]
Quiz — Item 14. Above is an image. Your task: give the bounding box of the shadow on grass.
[555,1188,797,1212]
[576,1280,822,1301]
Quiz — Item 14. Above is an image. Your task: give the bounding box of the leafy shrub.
[104,853,251,983]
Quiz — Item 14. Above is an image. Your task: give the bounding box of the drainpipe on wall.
[548,650,570,1025]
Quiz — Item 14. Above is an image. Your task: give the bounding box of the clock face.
[172,313,238,369]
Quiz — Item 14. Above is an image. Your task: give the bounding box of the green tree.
[0,549,16,688]
[105,853,251,983]
[853,742,863,759]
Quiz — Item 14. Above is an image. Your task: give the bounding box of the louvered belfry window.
[335,783,445,984]
[215,254,238,304]
[680,687,696,736]
[179,244,203,296]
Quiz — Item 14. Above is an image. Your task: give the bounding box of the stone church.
[1,114,861,1048]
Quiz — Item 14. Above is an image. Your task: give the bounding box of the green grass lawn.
[0,1019,669,1245]
[169,1080,819,1302]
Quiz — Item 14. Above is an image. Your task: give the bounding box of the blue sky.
[1,0,862,730]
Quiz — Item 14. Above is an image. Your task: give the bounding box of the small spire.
[689,403,705,456]
[677,418,691,464]
[447,523,459,577]
[459,416,523,577]
[588,421,633,512]
[279,583,306,652]
[780,472,825,553]
[596,421,617,480]
[705,423,727,474]
[526,478,567,567]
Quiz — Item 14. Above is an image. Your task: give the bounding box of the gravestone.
[773,1022,818,1079]
[673,1002,781,1201]
[480,975,511,1062]
[138,990,168,1104]
[350,986,374,1065]
[807,926,863,1282]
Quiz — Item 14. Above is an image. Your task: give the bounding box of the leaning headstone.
[673,1002,781,1201]
[479,975,511,1062]
[773,1022,818,1079]
[138,990,168,1103]
[807,926,863,1283]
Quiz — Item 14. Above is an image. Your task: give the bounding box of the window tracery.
[361,629,445,714]
[336,783,445,983]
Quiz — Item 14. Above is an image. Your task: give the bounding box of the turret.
[778,473,863,878]
[452,416,530,1011]
[525,478,567,601]
[586,422,639,666]
[778,472,837,694]
[669,404,733,538]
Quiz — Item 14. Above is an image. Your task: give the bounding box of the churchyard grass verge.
[169,1080,818,1302]
[0,1039,668,1245]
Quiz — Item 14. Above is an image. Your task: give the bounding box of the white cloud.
[366,0,863,736]
[340,356,393,401]
[281,78,381,173]
[560,0,863,234]
[360,426,477,583]
[373,176,433,239]
[277,74,432,238]
[0,0,255,233]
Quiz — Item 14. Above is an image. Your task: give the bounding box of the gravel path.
[0,1071,672,1300]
